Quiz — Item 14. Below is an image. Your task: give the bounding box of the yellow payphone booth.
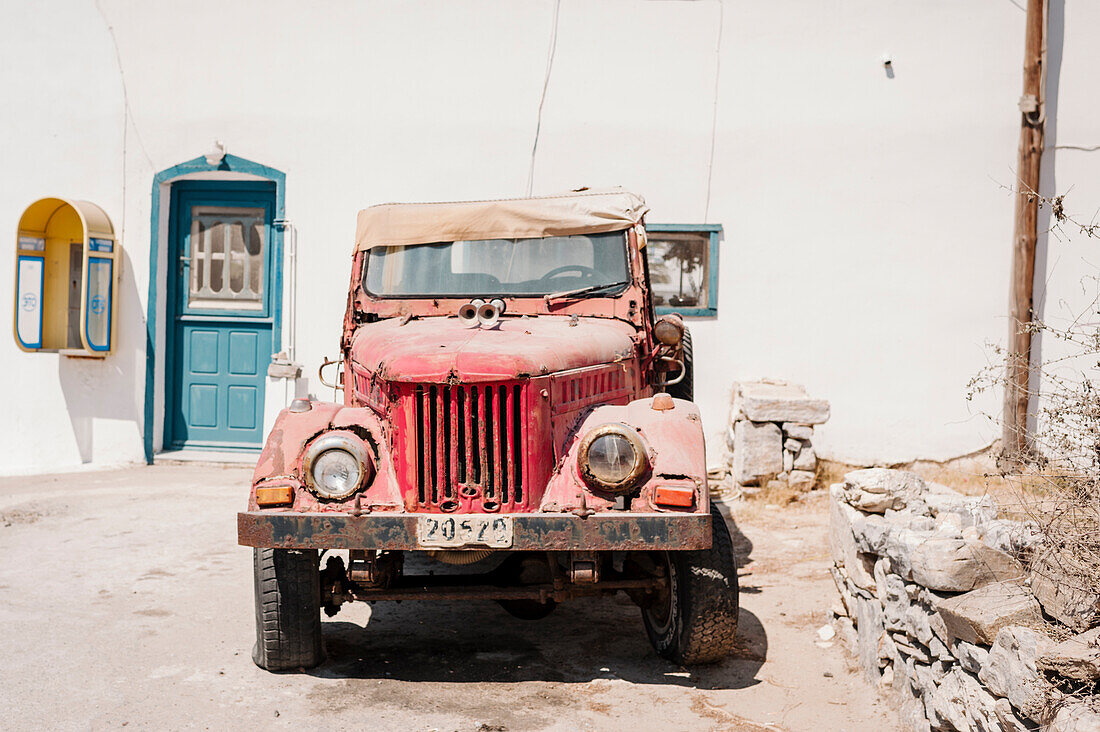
[14,198,119,357]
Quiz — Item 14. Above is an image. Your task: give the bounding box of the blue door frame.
[144,155,285,462]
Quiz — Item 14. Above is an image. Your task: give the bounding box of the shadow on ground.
[313,600,766,691]
[310,515,765,691]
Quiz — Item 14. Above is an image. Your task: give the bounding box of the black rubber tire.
[642,505,740,665]
[252,548,323,671]
[666,328,694,402]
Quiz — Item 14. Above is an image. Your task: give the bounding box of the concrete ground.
[0,464,894,731]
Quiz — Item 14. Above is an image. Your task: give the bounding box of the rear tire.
[666,329,694,401]
[252,548,323,671]
[641,505,739,665]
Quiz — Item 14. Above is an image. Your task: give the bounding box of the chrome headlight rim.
[302,431,373,500]
[577,422,649,494]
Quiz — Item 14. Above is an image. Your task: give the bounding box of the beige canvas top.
[354,188,648,251]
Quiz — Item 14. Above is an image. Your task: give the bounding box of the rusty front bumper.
[237,511,711,551]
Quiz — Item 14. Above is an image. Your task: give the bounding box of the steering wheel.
[540,265,600,281]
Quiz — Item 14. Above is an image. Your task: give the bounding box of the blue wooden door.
[166,182,278,450]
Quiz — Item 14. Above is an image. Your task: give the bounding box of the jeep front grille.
[394,381,529,511]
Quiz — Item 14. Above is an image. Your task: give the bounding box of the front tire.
[252,548,323,671]
[666,328,694,401]
[641,505,739,664]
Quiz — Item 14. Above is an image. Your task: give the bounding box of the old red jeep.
[237,189,739,670]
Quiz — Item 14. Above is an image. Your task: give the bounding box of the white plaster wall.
[1,0,1094,474]
[0,0,143,473]
[1026,0,1100,457]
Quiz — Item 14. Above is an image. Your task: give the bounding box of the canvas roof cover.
[355,188,648,251]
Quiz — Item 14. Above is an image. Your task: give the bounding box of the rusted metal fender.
[540,395,709,514]
[248,403,404,512]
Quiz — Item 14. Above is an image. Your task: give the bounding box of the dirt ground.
[0,464,894,731]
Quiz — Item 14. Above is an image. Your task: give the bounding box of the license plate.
[416,515,514,549]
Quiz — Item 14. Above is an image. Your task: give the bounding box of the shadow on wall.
[57,247,142,463]
[1028,0,1065,433]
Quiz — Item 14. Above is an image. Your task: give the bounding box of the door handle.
[178,254,190,276]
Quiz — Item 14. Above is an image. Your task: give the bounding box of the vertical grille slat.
[513,384,523,502]
[459,387,469,483]
[400,380,528,511]
[492,385,503,503]
[436,386,449,500]
[428,385,439,504]
[449,385,460,493]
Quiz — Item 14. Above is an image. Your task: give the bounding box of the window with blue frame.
[646,224,721,317]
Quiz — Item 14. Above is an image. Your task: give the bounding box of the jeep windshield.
[363,231,629,298]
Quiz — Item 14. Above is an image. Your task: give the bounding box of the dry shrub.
[968,190,1100,638]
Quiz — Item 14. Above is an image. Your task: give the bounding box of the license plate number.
[416,515,514,548]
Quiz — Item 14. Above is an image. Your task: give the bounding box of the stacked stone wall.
[726,380,829,491]
[829,469,1100,731]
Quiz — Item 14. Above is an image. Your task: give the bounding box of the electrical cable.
[703,0,724,223]
[526,0,562,196]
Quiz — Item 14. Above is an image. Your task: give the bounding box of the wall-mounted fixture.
[14,198,120,357]
[205,140,227,167]
[882,52,895,78]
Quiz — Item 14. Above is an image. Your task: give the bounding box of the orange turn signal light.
[256,485,294,506]
[654,484,695,508]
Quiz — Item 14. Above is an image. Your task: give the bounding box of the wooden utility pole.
[1003,0,1047,459]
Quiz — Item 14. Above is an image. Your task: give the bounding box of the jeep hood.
[350,315,639,382]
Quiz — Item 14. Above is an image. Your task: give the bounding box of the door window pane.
[188,206,265,310]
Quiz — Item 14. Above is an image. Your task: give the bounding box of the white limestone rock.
[875,562,910,631]
[883,526,934,580]
[731,381,830,424]
[978,625,1057,723]
[783,448,794,473]
[829,486,876,590]
[898,694,933,732]
[788,470,815,492]
[1048,701,1100,732]
[905,603,936,646]
[856,595,885,683]
[783,423,814,440]
[935,580,1042,646]
[1030,547,1100,633]
[793,444,817,471]
[1037,627,1100,683]
[979,518,1042,556]
[842,468,925,514]
[933,668,1002,732]
[909,538,1024,592]
[923,486,998,530]
[994,698,1034,732]
[730,419,783,485]
[952,639,991,674]
[851,510,894,555]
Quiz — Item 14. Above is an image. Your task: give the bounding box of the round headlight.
[303,431,373,500]
[311,449,362,499]
[653,315,684,346]
[578,424,648,494]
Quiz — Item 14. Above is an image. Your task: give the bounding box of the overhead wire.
[526,0,562,196]
[703,0,724,223]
